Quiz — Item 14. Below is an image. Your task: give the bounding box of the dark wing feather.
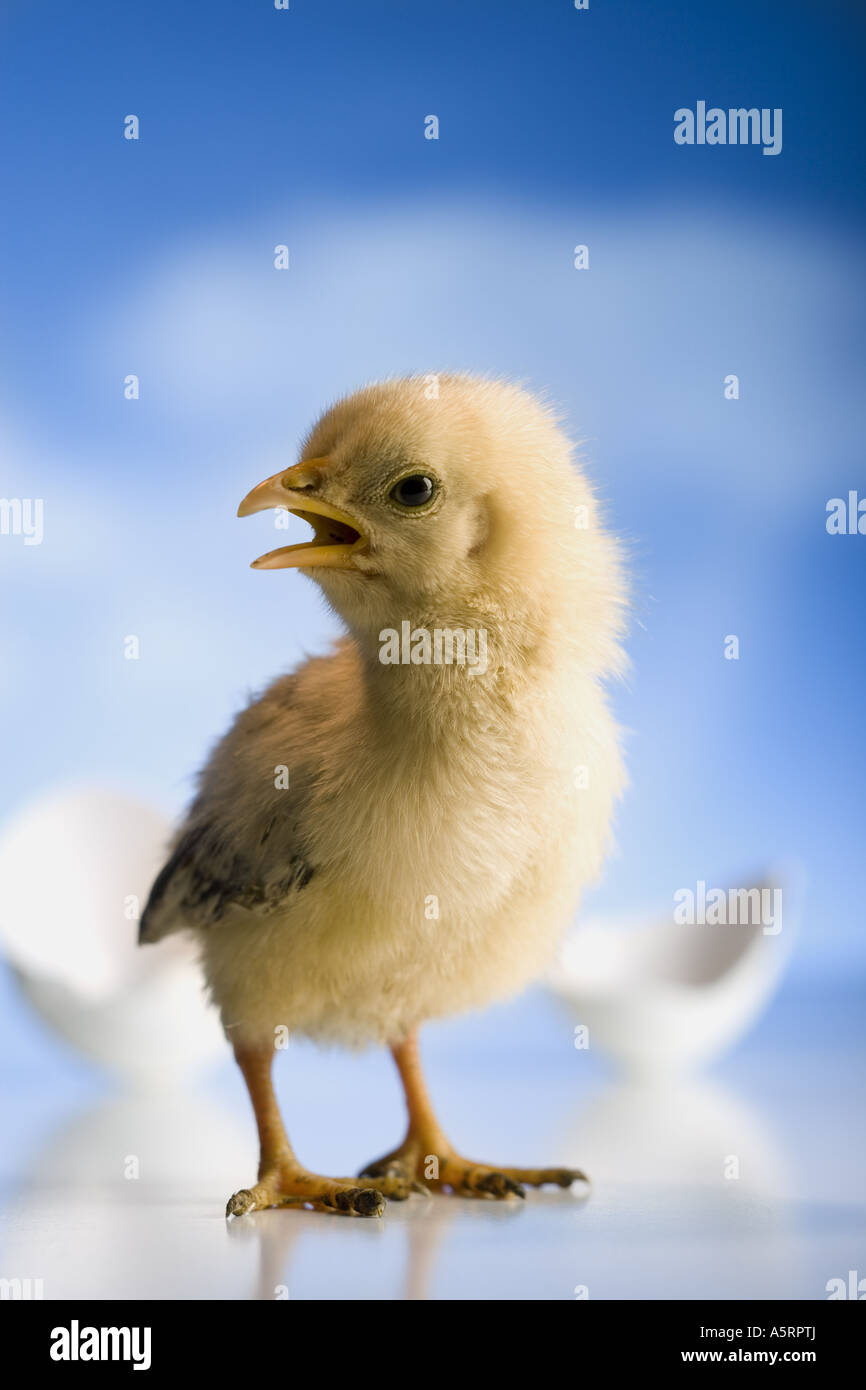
[139,816,314,943]
[137,665,332,944]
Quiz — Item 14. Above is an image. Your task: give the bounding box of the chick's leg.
[226,1046,385,1217]
[360,1032,586,1200]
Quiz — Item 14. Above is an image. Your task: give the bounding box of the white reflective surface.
[1,983,863,1301]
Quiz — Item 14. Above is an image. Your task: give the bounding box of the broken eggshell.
[0,787,224,1087]
[546,872,797,1077]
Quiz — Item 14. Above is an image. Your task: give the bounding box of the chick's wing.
[139,673,319,943]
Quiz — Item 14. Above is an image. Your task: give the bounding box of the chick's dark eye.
[390,474,436,508]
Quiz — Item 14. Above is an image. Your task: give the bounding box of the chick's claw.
[456,1166,526,1199]
[530,1167,589,1189]
[360,1141,587,1202]
[441,1160,590,1197]
[358,1155,413,1196]
[327,1186,386,1216]
[356,1155,417,1201]
[225,1167,386,1218]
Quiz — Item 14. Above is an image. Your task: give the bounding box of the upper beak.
[237,462,366,571]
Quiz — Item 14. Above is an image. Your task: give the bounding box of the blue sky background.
[0,0,864,1078]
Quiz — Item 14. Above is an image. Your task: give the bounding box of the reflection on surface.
[554,1076,801,1298]
[564,1075,792,1193]
[0,1067,859,1300]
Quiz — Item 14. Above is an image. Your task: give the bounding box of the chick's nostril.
[282,472,318,493]
[282,456,330,494]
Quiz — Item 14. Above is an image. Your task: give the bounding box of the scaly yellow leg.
[359,1031,587,1200]
[226,1046,385,1217]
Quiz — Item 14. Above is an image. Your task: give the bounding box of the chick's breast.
[186,638,622,1051]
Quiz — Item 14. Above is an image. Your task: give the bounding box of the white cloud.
[83,195,866,507]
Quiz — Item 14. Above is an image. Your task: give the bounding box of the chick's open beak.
[237,461,366,571]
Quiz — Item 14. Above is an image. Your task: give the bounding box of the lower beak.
[237,468,366,571]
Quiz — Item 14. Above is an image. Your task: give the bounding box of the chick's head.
[238,374,622,652]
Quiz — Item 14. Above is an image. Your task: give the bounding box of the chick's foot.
[367,1033,589,1202]
[359,1140,586,1201]
[226,1163,385,1218]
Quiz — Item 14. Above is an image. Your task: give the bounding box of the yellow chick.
[140,374,626,1217]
